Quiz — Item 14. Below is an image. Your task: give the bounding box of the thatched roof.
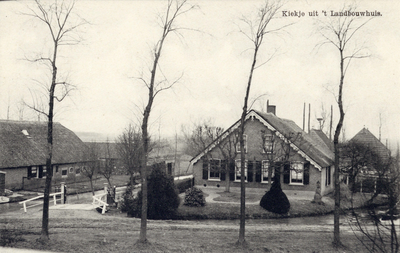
[350,128,390,159]
[0,120,87,169]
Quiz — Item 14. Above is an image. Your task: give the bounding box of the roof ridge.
[0,119,61,125]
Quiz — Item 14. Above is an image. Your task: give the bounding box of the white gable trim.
[190,110,322,171]
[252,112,322,171]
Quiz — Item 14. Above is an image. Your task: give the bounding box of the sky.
[0,0,399,149]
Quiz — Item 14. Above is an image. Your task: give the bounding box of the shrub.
[126,163,181,219]
[184,187,206,207]
[260,175,290,214]
[119,184,136,213]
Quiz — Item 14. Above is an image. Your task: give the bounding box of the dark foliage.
[119,184,136,213]
[0,229,26,246]
[260,176,290,214]
[175,178,193,193]
[184,187,206,207]
[127,165,181,219]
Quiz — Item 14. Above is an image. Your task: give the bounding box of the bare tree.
[81,142,100,196]
[23,0,86,241]
[340,141,375,192]
[215,129,239,193]
[348,152,399,253]
[116,124,143,186]
[181,119,223,157]
[183,120,237,192]
[235,0,289,246]
[17,99,26,121]
[135,0,197,244]
[98,141,115,190]
[316,4,374,247]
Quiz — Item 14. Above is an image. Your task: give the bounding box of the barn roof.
[350,127,390,159]
[0,120,87,169]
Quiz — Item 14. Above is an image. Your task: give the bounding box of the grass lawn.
[177,192,334,220]
[0,181,383,252]
[0,209,365,253]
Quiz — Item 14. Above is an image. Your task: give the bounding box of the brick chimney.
[267,100,276,115]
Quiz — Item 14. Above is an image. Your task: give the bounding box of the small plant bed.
[176,199,335,220]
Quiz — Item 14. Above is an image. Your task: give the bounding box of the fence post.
[374,178,377,194]
[360,179,363,193]
[61,182,65,204]
[104,183,108,194]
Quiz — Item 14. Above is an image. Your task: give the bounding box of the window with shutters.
[209,159,221,181]
[290,162,304,185]
[261,160,274,183]
[28,166,38,178]
[39,166,46,179]
[325,166,331,186]
[235,159,248,182]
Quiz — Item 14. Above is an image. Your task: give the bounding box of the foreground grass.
[0,209,364,253]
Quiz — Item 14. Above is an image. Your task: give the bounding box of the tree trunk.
[333,50,345,247]
[90,177,94,196]
[139,69,154,244]
[40,40,58,241]
[237,44,258,247]
[139,112,150,243]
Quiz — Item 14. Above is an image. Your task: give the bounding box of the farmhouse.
[0,120,89,190]
[190,109,335,196]
[342,127,393,193]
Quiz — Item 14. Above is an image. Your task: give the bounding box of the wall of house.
[3,163,95,191]
[320,165,334,196]
[175,155,192,176]
[4,167,26,190]
[193,159,320,193]
[193,118,324,196]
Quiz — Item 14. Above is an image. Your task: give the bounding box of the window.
[167,162,174,176]
[261,160,274,183]
[75,167,81,176]
[62,168,68,177]
[236,134,247,153]
[209,159,221,180]
[40,166,46,179]
[69,167,74,173]
[235,159,248,182]
[28,166,38,178]
[262,134,273,153]
[290,162,304,184]
[325,166,331,186]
